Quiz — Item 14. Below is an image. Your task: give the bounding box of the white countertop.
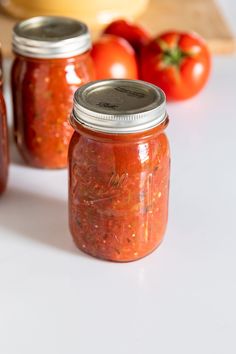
[1,2,236,353]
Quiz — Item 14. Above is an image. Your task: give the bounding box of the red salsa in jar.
[11,16,95,168]
[69,79,170,262]
[0,45,8,194]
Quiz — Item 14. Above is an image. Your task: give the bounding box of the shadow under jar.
[0,46,9,195]
[69,79,170,262]
[11,16,95,168]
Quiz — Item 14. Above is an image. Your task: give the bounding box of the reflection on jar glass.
[11,16,95,169]
[69,79,170,262]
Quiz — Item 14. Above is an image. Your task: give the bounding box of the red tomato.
[91,35,138,80]
[140,31,211,100]
[103,19,151,54]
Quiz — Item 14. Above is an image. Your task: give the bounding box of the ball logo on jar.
[71,162,129,204]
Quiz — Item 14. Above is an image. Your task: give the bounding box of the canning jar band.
[71,108,167,134]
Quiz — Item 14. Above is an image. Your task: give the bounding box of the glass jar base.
[72,236,164,263]
[16,148,68,169]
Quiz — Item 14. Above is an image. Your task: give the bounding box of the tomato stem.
[163,47,188,66]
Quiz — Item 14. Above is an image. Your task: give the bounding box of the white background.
[0,1,236,353]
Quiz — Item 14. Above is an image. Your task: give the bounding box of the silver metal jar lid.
[12,16,91,58]
[72,79,167,134]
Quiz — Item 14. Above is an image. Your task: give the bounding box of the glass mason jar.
[69,79,170,262]
[11,16,95,168]
[0,45,9,195]
[0,92,8,195]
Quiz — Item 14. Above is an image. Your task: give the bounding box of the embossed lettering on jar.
[11,16,95,168]
[69,79,170,262]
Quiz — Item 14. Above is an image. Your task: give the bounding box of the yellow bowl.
[1,0,149,28]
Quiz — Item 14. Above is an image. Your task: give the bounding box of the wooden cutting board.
[0,0,235,56]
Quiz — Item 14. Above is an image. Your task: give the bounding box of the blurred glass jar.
[0,0,149,28]
[0,45,9,195]
[11,16,95,169]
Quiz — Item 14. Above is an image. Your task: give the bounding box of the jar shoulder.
[11,53,95,84]
[69,130,170,175]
